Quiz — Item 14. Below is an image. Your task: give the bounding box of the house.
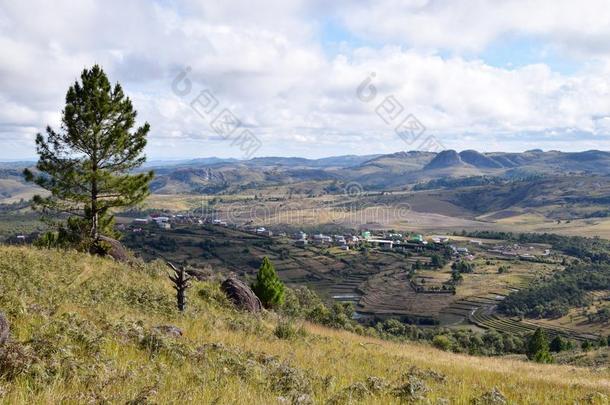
[456,247,469,255]
[368,239,394,249]
[409,234,424,243]
[293,231,307,240]
[313,234,332,245]
[133,218,149,225]
[152,217,170,229]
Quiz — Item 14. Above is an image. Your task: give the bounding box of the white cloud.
[1,0,610,160]
[338,0,610,56]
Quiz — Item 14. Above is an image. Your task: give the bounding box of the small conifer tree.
[527,328,552,363]
[549,335,567,353]
[252,256,285,308]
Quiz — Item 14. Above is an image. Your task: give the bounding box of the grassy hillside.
[0,246,608,404]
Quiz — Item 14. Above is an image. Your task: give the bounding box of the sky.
[2,0,610,160]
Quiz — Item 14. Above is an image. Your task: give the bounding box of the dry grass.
[0,246,607,404]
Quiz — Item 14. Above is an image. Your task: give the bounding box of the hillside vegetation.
[0,246,608,403]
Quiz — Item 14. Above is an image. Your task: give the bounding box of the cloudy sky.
[2,0,610,160]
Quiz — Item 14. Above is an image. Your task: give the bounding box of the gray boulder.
[221,277,262,313]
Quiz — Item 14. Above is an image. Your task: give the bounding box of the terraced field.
[469,307,600,342]
[440,293,507,319]
[124,224,607,339]
[357,269,455,320]
[123,224,402,300]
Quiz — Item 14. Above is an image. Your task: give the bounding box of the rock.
[153,325,183,338]
[98,235,132,263]
[221,277,262,313]
[0,313,8,345]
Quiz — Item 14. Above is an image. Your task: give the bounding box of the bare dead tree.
[167,262,192,312]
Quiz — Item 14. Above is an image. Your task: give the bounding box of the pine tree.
[549,335,567,353]
[527,328,552,362]
[252,256,285,308]
[24,65,153,253]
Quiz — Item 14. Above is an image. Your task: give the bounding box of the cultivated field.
[120,223,610,341]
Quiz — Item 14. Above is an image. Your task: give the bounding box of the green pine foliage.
[252,257,285,308]
[24,65,153,253]
[549,336,568,353]
[527,328,553,363]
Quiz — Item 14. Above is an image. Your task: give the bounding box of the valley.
[4,149,610,344]
[119,220,609,342]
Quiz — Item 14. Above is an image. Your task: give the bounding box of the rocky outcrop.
[221,277,262,313]
[98,235,132,263]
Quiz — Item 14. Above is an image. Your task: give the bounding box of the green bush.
[432,335,452,351]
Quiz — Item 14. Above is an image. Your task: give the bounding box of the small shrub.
[393,376,429,400]
[0,341,37,380]
[274,319,305,340]
[432,335,453,351]
[198,282,230,307]
[472,387,508,405]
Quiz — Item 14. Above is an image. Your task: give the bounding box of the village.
[120,212,554,263]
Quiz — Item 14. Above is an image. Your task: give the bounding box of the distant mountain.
[143,157,239,168]
[4,150,610,201]
[458,150,504,169]
[424,150,464,170]
[243,154,381,168]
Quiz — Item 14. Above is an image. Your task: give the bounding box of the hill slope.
[0,246,607,403]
